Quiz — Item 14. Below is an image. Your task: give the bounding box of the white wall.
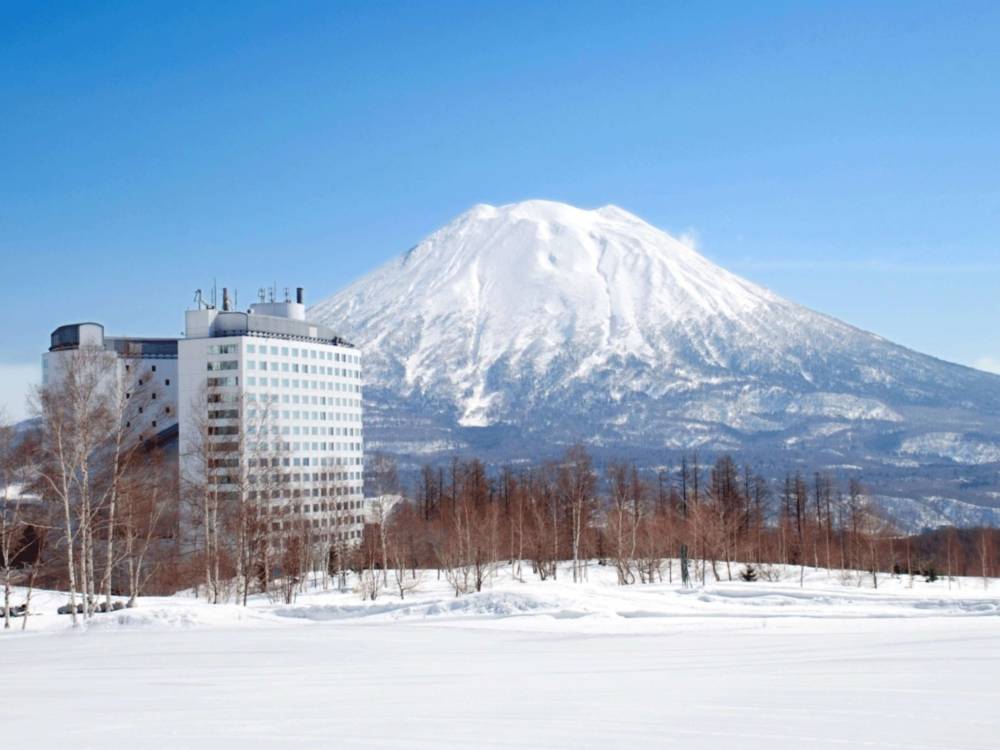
[178,331,366,545]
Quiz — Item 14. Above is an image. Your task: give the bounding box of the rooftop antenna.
[269,283,276,303]
[258,287,266,303]
[212,278,217,309]
[194,289,204,310]
[284,286,290,303]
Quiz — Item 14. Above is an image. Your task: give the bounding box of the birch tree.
[33,346,117,624]
[558,446,596,583]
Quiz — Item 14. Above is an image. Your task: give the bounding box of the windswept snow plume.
[311,200,1000,517]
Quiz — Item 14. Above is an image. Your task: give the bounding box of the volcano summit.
[311,200,1000,525]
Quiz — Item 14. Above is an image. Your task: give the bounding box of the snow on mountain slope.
[900,432,1000,465]
[310,200,1000,508]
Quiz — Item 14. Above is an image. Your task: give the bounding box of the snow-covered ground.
[4,564,1000,748]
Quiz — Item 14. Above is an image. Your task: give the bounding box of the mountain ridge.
[310,200,1000,525]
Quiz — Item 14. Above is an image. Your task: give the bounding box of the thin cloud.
[730,258,1000,273]
[974,357,1000,375]
[677,228,700,252]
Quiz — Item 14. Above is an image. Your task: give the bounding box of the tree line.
[356,448,998,600]
[1,348,997,628]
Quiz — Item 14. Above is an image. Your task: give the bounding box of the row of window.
[268,517,362,530]
[126,392,164,405]
[269,517,362,531]
[244,409,361,424]
[124,363,171,383]
[242,466,363,484]
[269,525,363,540]
[241,418,364,438]
[239,443,363,460]
[248,392,361,409]
[208,439,361,456]
[247,361,359,379]
[248,499,363,513]
[124,408,172,431]
[245,478,363,496]
[244,343,360,364]
[209,473,362,489]
[245,376,361,393]
[245,425,362,439]
[211,444,362,465]
[247,443,364,466]
[209,357,361,380]
[249,473,363,485]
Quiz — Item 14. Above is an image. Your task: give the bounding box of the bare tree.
[1,416,30,629]
[181,382,227,603]
[558,446,596,583]
[979,527,993,590]
[606,461,638,585]
[33,346,120,624]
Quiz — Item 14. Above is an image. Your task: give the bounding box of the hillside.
[310,200,1000,523]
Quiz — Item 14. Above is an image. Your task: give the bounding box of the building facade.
[177,289,365,547]
[44,322,179,443]
[45,287,365,551]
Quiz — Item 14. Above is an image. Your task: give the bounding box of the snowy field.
[3,565,1000,749]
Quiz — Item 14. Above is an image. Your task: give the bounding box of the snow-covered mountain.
[311,200,1000,521]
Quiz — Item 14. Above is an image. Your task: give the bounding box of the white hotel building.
[47,287,366,547]
[43,322,179,442]
[178,288,365,544]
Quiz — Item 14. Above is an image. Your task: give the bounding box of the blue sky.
[2,1,999,418]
